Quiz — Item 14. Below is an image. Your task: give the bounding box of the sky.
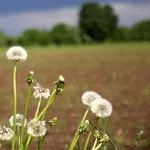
[0,0,150,35]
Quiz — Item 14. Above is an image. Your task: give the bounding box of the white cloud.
[112,2,150,26]
[0,2,150,35]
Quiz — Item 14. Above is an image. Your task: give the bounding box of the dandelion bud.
[59,75,65,82]
[93,130,101,139]
[78,120,89,134]
[54,75,65,94]
[48,117,57,127]
[100,134,109,143]
[26,71,36,85]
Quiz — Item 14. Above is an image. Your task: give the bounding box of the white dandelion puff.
[6,46,27,62]
[91,98,113,118]
[0,126,14,141]
[81,91,101,106]
[33,84,50,99]
[9,114,27,127]
[27,119,47,137]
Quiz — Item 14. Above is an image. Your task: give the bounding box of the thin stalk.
[17,126,21,149]
[37,89,57,119]
[12,64,17,150]
[103,118,107,150]
[24,89,57,150]
[89,121,118,150]
[0,142,3,149]
[35,97,42,118]
[94,143,102,150]
[91,138,98,150]
[83,117,99,150]
[69,107,90,150]
[20,85,32,148]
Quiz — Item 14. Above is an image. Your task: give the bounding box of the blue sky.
[0,0,150,35]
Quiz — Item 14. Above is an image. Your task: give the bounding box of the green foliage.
[79,2,108,42]
[51,24,81,45]
[110,27,131,41]
[103,4,118,37]
[131,19,150,41]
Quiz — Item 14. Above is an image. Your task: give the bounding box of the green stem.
[91,138,98,150]
[103,118,107,150]
[12,64,17,150]
[35,97,42,118]
[89,121,118,150]
[17,126,21,149]
[0,142,3,149]
[37,89,57,119]
[83,117,99,150]
[20,85,32,148]
[69,107,90,150]
[94,143,102,150]
[24,89,57,150]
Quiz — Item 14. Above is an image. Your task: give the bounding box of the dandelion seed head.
[33,84,50,99]
[81,91,101,106]
[6,46,27,62]
[9,114,27,127]
[91,98,113,118]
[0,126,13,141]
[27,119,47,137]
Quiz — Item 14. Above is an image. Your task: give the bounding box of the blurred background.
[0,0,150,45]
[0,0,150,150]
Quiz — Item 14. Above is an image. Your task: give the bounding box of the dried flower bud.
[78,120,89,134]
[48,117,57,127]
[54,75,65,94]
[26,71,36,84]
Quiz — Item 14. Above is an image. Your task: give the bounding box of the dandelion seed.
[27,119,47,137]
[81,91,101,106]
[0,125,14,141]
[33,84,50,99]
[6,46,27,62]
[9,114,27,127]
[91,98,112,118]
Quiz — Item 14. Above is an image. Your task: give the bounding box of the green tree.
[103,4,118,37]
[51,24,81,45]
[20,29,39,45]
[131,19,150,41]
[110,26,131,41]
[79,2,108,42]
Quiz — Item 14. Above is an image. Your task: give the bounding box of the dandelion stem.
[83,117,99,150]
[17,126,21,149]
[35,97,42,118]
[0,142,3,149]
[37,89,57,119]
[94,143,102,150]
[103,118,107,150]
[12,64,17,150]
[91,138,98,150]
[69,107,90,150]
[20,85,32,148]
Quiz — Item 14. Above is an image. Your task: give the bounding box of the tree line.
[0,2,150,46]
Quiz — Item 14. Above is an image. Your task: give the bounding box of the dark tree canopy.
[103,4,118,37]
[79,2,107,42]
[79,2,118,42]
